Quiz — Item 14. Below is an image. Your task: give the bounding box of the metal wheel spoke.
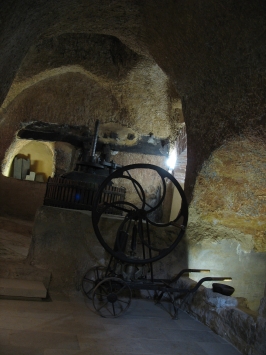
[82,266,107,300]
[112,303,116,316]
[92,277,132,318]
[84,286,94,295]
[94,289,107,298]
[96,300,109,312]
[99,287,109,296]
[116,285,126,295]
[83,276,94,282]
[106,306,114,316]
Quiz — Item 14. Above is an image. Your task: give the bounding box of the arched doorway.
[2,139,55,182]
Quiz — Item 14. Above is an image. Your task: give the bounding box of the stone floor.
[0,290,243,355]
[0,215,243,354]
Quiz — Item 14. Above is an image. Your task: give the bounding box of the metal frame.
[83,164,232,318]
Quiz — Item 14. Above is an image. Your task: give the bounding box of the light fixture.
[166,148,177,171]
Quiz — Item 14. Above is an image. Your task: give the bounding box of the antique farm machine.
[82,163,232,318]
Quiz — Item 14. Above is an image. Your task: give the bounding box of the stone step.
[0,278,47,299]
[0,261,51,289]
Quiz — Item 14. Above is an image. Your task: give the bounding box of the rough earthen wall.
[0,0,265,313]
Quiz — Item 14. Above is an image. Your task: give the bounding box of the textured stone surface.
[186,138,266,311]
[0,57,173,164]
[1,1,265,199]
[0,2,265,352]
[54,141,77,176]
[204,288,238,308]
[191,138,266,250]
[186,213,266,311]
[259,297,266,318]
[0,1,265,202]
[177,277,266,355]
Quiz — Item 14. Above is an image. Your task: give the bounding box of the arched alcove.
[2,139,55,182]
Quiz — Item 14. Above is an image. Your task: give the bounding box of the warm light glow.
[2,139,55,181]
[166,148,177,171]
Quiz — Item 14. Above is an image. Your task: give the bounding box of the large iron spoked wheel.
[92,277,132,318]
[82,266,107,300]
[92,164,188,264]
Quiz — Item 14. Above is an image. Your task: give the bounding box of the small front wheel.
[92,277,132,318]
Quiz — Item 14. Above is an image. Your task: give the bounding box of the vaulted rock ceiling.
[1,0,265,200]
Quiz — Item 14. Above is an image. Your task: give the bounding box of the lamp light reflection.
[166,148,177,171]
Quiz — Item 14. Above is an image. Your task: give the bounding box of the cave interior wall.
[0,0,265,313]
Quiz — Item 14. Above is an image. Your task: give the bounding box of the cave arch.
[2,139,55,182]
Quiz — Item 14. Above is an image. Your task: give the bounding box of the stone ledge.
[0,278,47,298]
[0,260,51,289]
[176,277,266,355]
